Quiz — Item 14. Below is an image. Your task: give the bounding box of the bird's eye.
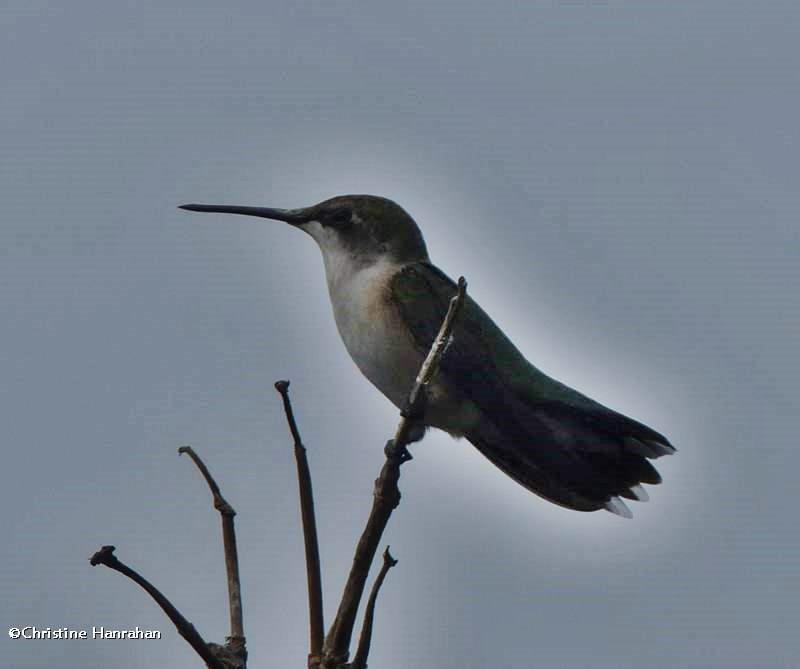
[330,209,351,227]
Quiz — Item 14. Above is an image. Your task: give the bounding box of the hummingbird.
[180,195,675,517]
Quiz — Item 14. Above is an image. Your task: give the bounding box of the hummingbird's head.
[180,194,429,269]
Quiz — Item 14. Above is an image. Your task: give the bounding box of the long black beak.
[178,204,310,225]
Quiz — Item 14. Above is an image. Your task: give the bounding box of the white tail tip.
[604,496,633,518]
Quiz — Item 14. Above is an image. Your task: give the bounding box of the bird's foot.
[384,440,413,463]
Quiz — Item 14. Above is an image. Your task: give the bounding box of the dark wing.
[390,262,675,514]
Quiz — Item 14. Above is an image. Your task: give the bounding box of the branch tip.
[89,545,117,567]
[382,546,398,568]
[178,446,232,512]
[275,378,305,448]
[350,544,400,669]
[88,545,225,669]
[275,380,325,658]
[177,446,244,647]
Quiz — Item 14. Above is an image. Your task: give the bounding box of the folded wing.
[390,262,675,515]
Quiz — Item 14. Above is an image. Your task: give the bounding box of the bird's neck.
[320,245,401,297]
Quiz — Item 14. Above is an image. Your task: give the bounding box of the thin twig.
[89,545,224,669]
[350,547,398,669]
[323,277,468,667]
[396,275,468,446]
[178,446,246,661]
[321,449,403,668]
[274,380,325,666]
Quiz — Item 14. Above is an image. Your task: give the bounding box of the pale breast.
[327,259,423,409]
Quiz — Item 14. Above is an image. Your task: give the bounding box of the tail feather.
[604,497,633,518]
[465,403,674,516]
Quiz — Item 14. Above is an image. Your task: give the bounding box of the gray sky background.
[2,2,798,667]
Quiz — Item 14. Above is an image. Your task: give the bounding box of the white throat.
[301,220,390,295]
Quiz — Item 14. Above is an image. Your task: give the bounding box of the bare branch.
[321,446,404,668]
[91,276,468,669]
[89,545,225,669]
[350,547,398,669]
[178,446,246,662]
[323,277,468,666]
[274,380,325,665]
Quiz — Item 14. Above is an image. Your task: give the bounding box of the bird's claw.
[384,440,413,463]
